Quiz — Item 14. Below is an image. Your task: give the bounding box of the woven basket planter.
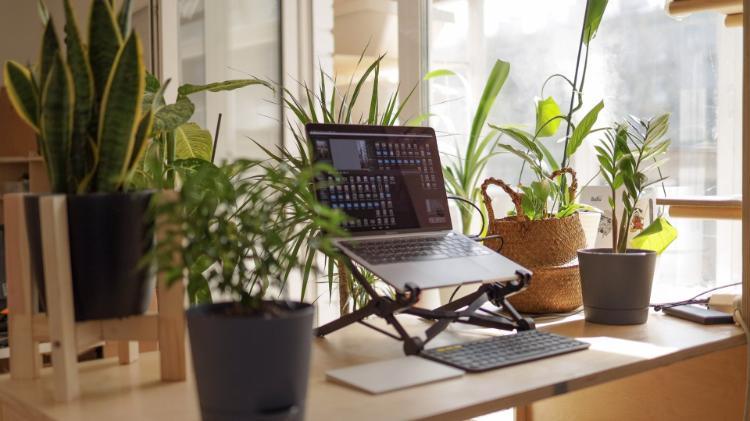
[481,168,586,313]
[507,260,582,313]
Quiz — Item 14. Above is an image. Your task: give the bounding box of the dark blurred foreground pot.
[187,301,314,421]
[578,248,657,325]
[24,192,155,321]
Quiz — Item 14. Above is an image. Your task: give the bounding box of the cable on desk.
[651,282,741,312]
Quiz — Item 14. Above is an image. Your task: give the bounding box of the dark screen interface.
[311,130,451,233]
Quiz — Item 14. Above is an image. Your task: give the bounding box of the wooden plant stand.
[3,193,186,402]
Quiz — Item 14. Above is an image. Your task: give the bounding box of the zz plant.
[595,114,670,253]
[4,0,148,194]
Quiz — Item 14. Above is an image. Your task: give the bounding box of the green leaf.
[469,60,510,156]
[423,69,457,80]
[3,61,39,132]
[88,0,123,99]
[153,95,194,132]
[178,79,272,97]
[37,0,50,23]
[64,0,95,186]
[94,32,145,192]
[38,19,60,87]
[174,122,212,161]
[406,113,433,126]
[41,53,74,193]
[117,0,133,35]
[630,216,677,254]
[566,100,604,157]
[583,0,609,46]
[145,72,160,93]
[535,96,562,137]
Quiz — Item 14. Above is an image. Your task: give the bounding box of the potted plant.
[578,114,671,325]
[3,0,158,320]
[155,159,345,420]
[463,0,609,314]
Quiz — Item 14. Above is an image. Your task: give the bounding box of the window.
[428,0,742,301]
[177,0,282,161]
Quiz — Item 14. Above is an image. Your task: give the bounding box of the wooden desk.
[0,313,743,421]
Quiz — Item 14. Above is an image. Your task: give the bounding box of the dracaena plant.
[129,75,273,190]
[441,59,510,234]
[4,0,149,194]
[487,0,609,220]
[596,114,670,253]
[155,160,347,309]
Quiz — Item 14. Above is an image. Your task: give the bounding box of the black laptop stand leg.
[314,301,378,337]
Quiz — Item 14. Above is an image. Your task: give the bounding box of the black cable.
[447,196,485,238]
[652,282,741,312]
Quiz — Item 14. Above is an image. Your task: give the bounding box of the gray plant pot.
[577,248,657,325]
[187,301,314,421]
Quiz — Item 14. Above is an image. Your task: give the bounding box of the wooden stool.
[4,193,186,402]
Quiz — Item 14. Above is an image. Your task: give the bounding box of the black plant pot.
[578,248,657,325]
[66,191,155,321]
[24,194,48,313]
[187,301,314,421]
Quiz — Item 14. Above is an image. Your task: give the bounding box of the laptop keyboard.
[421,330,590,372]
[341,233,493,265]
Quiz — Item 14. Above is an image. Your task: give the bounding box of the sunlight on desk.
[585,337,677,359]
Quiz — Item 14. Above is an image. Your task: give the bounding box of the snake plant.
[4,0,149,194]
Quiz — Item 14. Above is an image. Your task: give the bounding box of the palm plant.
[596,114,670,253]
[4,0,148,194]
[441,59,510,234]
[254,52,430,309]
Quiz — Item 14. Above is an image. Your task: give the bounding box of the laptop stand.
[314,257,535,355]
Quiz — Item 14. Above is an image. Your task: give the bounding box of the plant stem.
[560,0,591,170]
[611,186,618,252]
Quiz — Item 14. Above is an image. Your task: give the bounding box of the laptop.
[308,123,530,291]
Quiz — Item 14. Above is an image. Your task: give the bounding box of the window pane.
[429,0,742,301]
[178,0,282,160]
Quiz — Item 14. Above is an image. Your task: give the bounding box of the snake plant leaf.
[153,95,194,132]
[535,96,562,137]
[3,61,40,132]
[566,100,604,158]
[129,110,153,169]
[177,79,273,97]
[37,0,50,23]
[583,0,609,46]
[41,54,74,193]
[117,0,133,35]
[89,0,123,100]
[174,122,212,161]
[63,0,95,186]
[95,32,144,192]
[38,19,60,87]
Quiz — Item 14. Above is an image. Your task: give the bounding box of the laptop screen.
[307,124,452,235]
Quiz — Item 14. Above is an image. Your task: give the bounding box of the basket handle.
[549,167,578,203]
[481,177,525,222]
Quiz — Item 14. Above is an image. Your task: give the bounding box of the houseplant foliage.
[130,74,273,190]
[441,59,510,234]
[3,0,158,320]
[578,114,671,325]
[254,52,430,311]
[156,160,345,420]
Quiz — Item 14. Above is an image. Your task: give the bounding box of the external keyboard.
[341,233,492,265]
[421,330,590,372]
